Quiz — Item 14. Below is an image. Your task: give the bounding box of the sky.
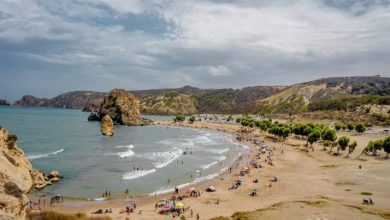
[0,0,390,101]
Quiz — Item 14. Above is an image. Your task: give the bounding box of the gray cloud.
[0,0,389,101]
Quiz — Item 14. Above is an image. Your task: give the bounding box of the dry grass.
[27,210,111,220]
[360,192,373,196]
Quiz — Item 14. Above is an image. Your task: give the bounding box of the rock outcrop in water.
[0,126,61,219]
[0,99,11,106]
[101,115,114,136]
[13,95,47,107]
[88,89,143,126]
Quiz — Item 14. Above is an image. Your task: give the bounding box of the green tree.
[355,123,366,133]
[334,123,342,131]
[383,136,390,159]
[308,129,321,150]
[347,123,355,131]
[337,136,350,155]
[174,114,185,122]
[188,116,196,124]
[372,139,384,156]
[282,127,291,140]
[322,129,337,150]
[348,141,357,156]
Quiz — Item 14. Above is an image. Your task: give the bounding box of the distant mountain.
[14,95,48,107]
[256,75,390,115]
[13,75,389,115]
[0,99,11,106]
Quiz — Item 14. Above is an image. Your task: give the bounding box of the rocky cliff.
[90,89,142,126]
[0,99,11,106]
[0,126,33,219]
[0,126,61,219]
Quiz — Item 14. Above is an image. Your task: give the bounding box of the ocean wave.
[115,144,134,149]
[153,149,183,169]
[116,145,135,158]
[207,148,229,154]
[27,149,64,160]
[201,161,218,170]
[122,169,156,180]
[215,156,226,161]
[150,172,220,196]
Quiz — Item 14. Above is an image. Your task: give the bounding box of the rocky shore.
[0,126,61,219]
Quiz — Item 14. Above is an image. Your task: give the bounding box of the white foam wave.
[117,145,135,158]
[216,156,226,161]
[122,169,156,180]
[201,161,218,170]
[208,148,229,154]
[154,149,183,168]
[115,144,134,149]
[27,149,64,160]
[150,173,220,196]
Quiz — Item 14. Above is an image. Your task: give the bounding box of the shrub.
[355,123,366,133]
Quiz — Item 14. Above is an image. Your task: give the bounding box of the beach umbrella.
[175,201,184,207]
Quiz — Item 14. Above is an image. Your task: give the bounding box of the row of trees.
[238,116,358,156]
[173,115,197,124]
[334,122,366,133]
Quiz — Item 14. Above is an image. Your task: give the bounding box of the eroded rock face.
[0,126,61,219]
[101,115,114,136]
[89,89,142,126]
[0,126,33,219]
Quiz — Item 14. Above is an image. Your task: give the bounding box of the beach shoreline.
[27,120,253,210]
[27,120,390,220]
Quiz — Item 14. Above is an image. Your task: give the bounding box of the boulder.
[100,115,114,136]
[49,177,60,183]
[98,89,142,126]
[48,170,60,179]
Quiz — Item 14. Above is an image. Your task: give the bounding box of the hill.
[256,75,390,115]
[140,92,197,115]
[12,75,389,116]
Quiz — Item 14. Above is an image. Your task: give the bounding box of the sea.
[0,106,246,200]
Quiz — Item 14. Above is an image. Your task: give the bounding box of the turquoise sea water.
[0,106,244,199]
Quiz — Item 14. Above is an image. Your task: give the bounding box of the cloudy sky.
[0,0,390,100]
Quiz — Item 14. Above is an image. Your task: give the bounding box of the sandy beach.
[29,120,390,220]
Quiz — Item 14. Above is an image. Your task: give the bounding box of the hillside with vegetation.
[256,76,390,117]
[140,91,197,115]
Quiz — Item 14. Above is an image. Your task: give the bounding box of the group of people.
[102,190,111,198]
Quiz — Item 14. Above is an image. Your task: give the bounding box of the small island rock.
[101,115,114,136]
